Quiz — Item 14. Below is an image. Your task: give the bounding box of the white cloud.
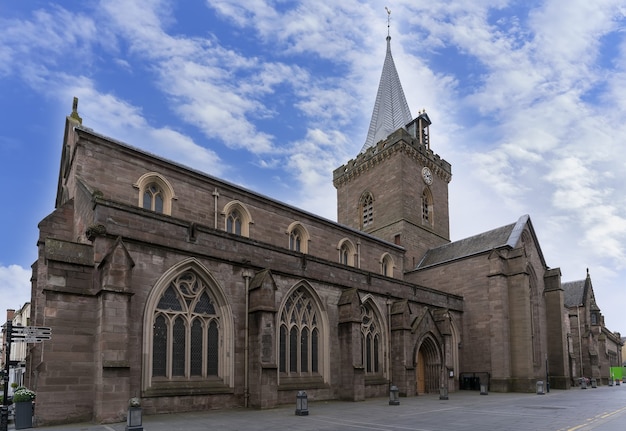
[0,265,31,320]
[57,76,226,175]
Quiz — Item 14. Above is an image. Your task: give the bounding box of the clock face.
[422,167,433,185]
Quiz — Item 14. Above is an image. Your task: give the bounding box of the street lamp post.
[1,321,13,431]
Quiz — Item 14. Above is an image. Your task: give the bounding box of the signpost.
[10,326,52,343]
[1,322,52,431]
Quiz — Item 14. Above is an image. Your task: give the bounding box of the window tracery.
[279,286,321,377]
[151,272,221,380]
[361,303,382,374]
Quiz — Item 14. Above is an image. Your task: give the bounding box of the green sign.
[610,367,623,380]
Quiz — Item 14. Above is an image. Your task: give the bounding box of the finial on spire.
[70,96,82,124]
[385,7,391,37]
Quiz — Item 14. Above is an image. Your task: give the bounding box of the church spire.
[361,8,412,153]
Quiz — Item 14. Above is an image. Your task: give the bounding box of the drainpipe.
[578,305,584,378]
[212,188,219,229]
[242,269,254,407]
[386,294,392,387]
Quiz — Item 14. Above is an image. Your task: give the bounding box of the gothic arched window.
[227,209,242,235]
[279,286,321,377]
[223,201,252,237]
[361,303,382,374]
[144,183,164,213]
[134,172,176,215]
[381,253,394,278]
[422,189,433,226]
[151,272,220,379]
[143,261,234,395]
[338,239,356,267]
[361,192,374,229]
[287,222,310,253]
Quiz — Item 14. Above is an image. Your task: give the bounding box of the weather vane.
[385,7,391,36]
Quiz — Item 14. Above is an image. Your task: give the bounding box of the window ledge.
[278,375,327,391]
[143,379,232,397]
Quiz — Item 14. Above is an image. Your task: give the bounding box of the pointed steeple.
[361,32,412,153]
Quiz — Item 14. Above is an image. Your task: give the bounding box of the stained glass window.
[361,304,382,375]
[289,230,301,252]
[227,210,242,235]
[151,271,221,380]
[207,321,219,376]
[191,319,203,376]
[279,287,321,377]
[144,183,164,213]
[152,315,167,377]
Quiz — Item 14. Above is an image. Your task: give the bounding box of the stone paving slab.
[12,386,626,431]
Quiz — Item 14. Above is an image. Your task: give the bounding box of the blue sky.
[1,1,626,335]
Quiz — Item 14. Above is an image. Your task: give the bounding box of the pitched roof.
[361,36,412,153]
[562,271,596,309]
[562,280,586,308]
[416,215,531,269]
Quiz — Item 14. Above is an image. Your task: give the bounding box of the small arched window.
[360,192,374,229]
[222,201,252,237]
[134,172,176,215]
[422,189,433,226]
[144,183,164,213]
[338,239,356,267]
[290,230,301,252]
[286,222,310,253]
[381,253,394,278]
[227,209,242,235]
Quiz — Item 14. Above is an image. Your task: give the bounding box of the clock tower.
[333,36,452,271]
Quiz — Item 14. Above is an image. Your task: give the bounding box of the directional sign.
[12,336,49,343]
[11,326,51,335]
[12,333,52,339]
[10,326,52,343]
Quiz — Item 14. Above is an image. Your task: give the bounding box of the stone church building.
[24,34,619,426]
[563,270,623,385]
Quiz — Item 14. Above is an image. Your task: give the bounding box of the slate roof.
[361,36,412,153]
[562,280,586,308]
[416,215,530,269]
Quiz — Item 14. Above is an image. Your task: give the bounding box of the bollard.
[389,385,400,405]
[439,386,449,400]
[536,381,545,395]
[295,391,309,416]
[126,407,143,431]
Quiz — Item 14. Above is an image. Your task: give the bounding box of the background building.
[1,305,30,398]
[564,271,623,385]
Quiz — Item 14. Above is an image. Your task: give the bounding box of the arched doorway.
[416,336,441,394]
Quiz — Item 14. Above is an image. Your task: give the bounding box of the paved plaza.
[12,386,626,431]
